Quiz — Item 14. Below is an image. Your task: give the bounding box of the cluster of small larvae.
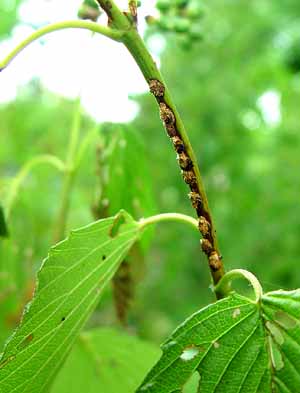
[149,79,222,274]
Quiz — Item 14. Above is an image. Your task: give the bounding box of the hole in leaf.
[213,341,220,349]
[183,371,200,392]
[61,316,66,322]
[102,255,106,260]
[232,308,241,318]
[274,310,298,330]
[266,321,284,345]
[268,335,284,371]
[180,346,200,361]
[110,214,126,238]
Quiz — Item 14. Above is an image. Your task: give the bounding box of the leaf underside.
[0,211,140,393]
[137,290,300,393]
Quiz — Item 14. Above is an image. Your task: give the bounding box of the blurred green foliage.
[1,0,300,353]
[0,0,22,37]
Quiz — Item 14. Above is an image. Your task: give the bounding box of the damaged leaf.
[0,211,140,393]
[137,290,300,392]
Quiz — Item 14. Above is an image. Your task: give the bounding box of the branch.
[139,213,199,231]
[97,0,226,293]
[0,20,124,71]
[214,269,263,303]
[52,98,82,243]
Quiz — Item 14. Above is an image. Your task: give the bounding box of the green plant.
[0,1,299,392]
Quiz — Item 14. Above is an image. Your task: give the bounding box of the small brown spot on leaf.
[16,333,34,350]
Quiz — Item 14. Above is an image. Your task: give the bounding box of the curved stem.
[0,20,124,71]
[6,155,65,217]
[52,99,82,243]
[74,124,99,171]
[214,269,263,303]
[139,213,199,232]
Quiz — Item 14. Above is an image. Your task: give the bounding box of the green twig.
[0,20,124,71]
[52,99,82,243]
[74,124,99,171]
[214,269,263,303]
[97,0,226,293]
[139,213,198,232]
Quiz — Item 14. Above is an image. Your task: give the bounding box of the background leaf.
[0,211,140,393]
[51,327,160,393]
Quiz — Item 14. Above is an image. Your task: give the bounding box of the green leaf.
[51,327,160,393]
[101,126,156,230]
[0,205,8,238]
[136,290,300,392]
[0,1,22,38]
[262,290,300,392]
[0,211,140,393]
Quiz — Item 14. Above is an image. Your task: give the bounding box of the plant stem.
[6,155,65,218]
[0,20,123,71]
[214,269,263,303]
[97,0,226,292]
[52,99,82,243]
[139,213,198,232]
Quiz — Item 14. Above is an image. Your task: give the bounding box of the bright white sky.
[0,0,281,126]
[0,0,163,122]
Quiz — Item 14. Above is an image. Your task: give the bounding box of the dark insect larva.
[149,79,165,98]
[159,102,176,125]
[201,238,213,255]
[182,170,197,188]
[189,191,202,209]
[178,153,193,170]
[172,136,185,153]
[208,252,222,272]
[198,216,210,236]
[159,103,177,137]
